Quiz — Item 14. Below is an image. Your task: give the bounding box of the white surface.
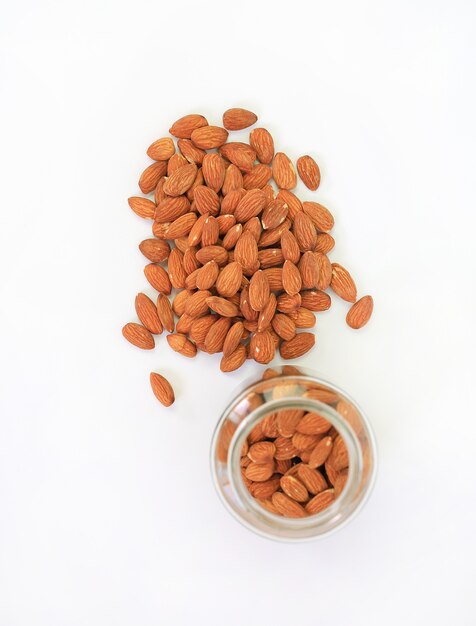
[1,1,475,624]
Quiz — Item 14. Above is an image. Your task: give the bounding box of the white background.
[1,1,475,624]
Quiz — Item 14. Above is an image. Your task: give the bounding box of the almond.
[147,137,175,161]
[216,214,236,235]
[219,143,254,172]
[150,372,175,407]
[299,251,320,289]
[234,188,267,223]
[135,293,163,334]
[271,314,296,341]
[293,212,317,252]
[301,289,331,311]
[315,253,333,290]
[195,245,228,266]
[234,232,259,274]
[222,223,243,250]
[330,263,357,302]
[271,492,306,518]
[139,161,167,194]
[243,164,272,190]
[280,475,308,502]
[249,270,270,311]
[297,465,328,495]
[260,412,280,437]
[289,307,316,328]
[221,188,243,214]
[223,321,245,357]
[206,296,239,317]
[276,292,301,313]
[276,409,304,437]
[187,213,208,247]
[248,477,281,499]
[205,316,232,354]
[292,432,321,451]
[201,216,220,246]
[154,177,167,204]
[177,138,206,164]
[122,322,155,350]
[128,196,156,219]
[163,163,197,197]
[167,248,187,289]
[144,263,172,294]
[243,216,262,242]
[245,461,275,482]
[191,125,229,149]
[193,185,220,216]
[262,267,283,291]
[249,330,275,364]
[279,332,315,359]
[277,189,302,219]
[272,152,297,190]
[257,293,277,332]
[305,489,335,515]
[261,199,288,230]
[222,164,243,195]
[327,435,349,471]
[346,295,373,329]
[223,108,258,131]
[239,285,259,321]
[202,153,226,192]
[189,314,217,345]
[216,261,243,297]
[257,248,284,269]
[156,294,174,332]
[308,436,333,469]
[248,441,276,463]
[220,345,247,372]
[273,436,298,460]
[296,155,321,190]
[184,290,212,318]
[249,128,274,164]
[169,113,208,139]
[167,153,188,175]
[302,201,334,232]
[315,233,335,254]
[282,260,302,296]
[139,239,171,263]
[296,412,331,435]
[196,260,219,290]
[166,333,197,357]
[165,212,197,238]
[154,195,190,223]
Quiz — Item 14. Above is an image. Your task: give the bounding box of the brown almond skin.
[139,161,167,194]
[122,323,155,350]
[280,475,309,502]
[144,264,172,294]
[271,492,306,518]
[169,114,208,139]
[128,197,156,219]
[204,317,232,354]
[147,137,175,161]
[272,152,297,190]
[191,126,229,149]
[346,295,373,329]
[279,332,315,359]
[156,294,175,332]
[249,270,270,311]
[249,128,274,164]
[249,330,275,364]
[215,262,243,298]
[305,489,335,515]
[297,155,321,190]
[223,321,245,357]
[150,372,175,407]
[139,239,171,263]
[166,333,197,358]
[282,260,302,296]
[308,436,334,469]
[135,293,163,334]
[223,108,258,131]
[330,263,357,302]
[220,344,247,372]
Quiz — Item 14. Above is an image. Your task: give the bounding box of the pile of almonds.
[123,108,373,407]
[241,392,348,518]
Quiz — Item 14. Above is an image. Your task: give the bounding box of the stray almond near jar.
[125,107,373,405]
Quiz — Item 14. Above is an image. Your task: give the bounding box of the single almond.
[305,489,335,515]
[150,372,175,407]
[172,290,192,317]
[223,321,245,357]
[299,251,320,289]
[292,432,321,451]
[223,108,258,131]
[249,128,274,164]
[279,332,315,359]
[248,477,281,499]
[302,201,334,232]
[327,435,349,471]
[139,161,167,194]
[202,153,226,192]
[122,322,155,350]
[293,212,317,252]
[222,223,243,250]
[234,232,259,274]
[216,261,243,297]
[195,245,228,266]
[277,189,302,219]
[184,290,212,318]
[346,295,373,329]
[297,155,321,190]
[271,313,296,341]
[176,313,194,334]
[165,212,197,239]
[248,441,276,463]
[258,248,284,269]
[257,293,277,332]
[189,314,217,345]
[243,216,262,242]
[154,195,190,222]
[216,214,236,235]
[330,263,357,302]
[262,267,283,291]
[249,330,275,364]
[166,333,197,358]
[276,292,302,314]
[147,137,175,161]
[206,296,239,317]
[139,239,171,263]
[191,125,229,149]
[128,196,156,219]
[308,436,333,469]
[276,409,305,437]
[135,293,163,334]
[144,264,172,294]
[296,412,332,435]
[193,185,220,216]
[289,307,316,329]
[259,220,291,248]
[163,163,197,197]
[243,164,272,190]
[245,461,275,482]
[156,294,175,332]
[315,253,333,290]
[239,285,259,321]
[196,260,220,290]
[201,216,220,246]
[271,492,306,518]
[205,316,232,353]
[280,475,309,502]
[272,152,297,190]
[219,143,254,172]
[222,164,244,195]
[273,436,299,460]
[249,270,270,311]
[167,248,187,289]
[282,260,302,296]
[234,188,267,223]
[261,198,288,230]
[177,138,206,164]
[297,465,328,495]
[169,113,208,139]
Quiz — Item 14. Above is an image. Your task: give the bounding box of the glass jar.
[210,367,377,541]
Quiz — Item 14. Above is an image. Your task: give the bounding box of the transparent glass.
[210,367,377,541]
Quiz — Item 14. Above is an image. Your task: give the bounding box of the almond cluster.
[123,108,373,406]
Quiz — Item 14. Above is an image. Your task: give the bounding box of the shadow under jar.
[210,367,377,541]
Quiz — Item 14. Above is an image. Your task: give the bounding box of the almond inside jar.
[239,402,349,518]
